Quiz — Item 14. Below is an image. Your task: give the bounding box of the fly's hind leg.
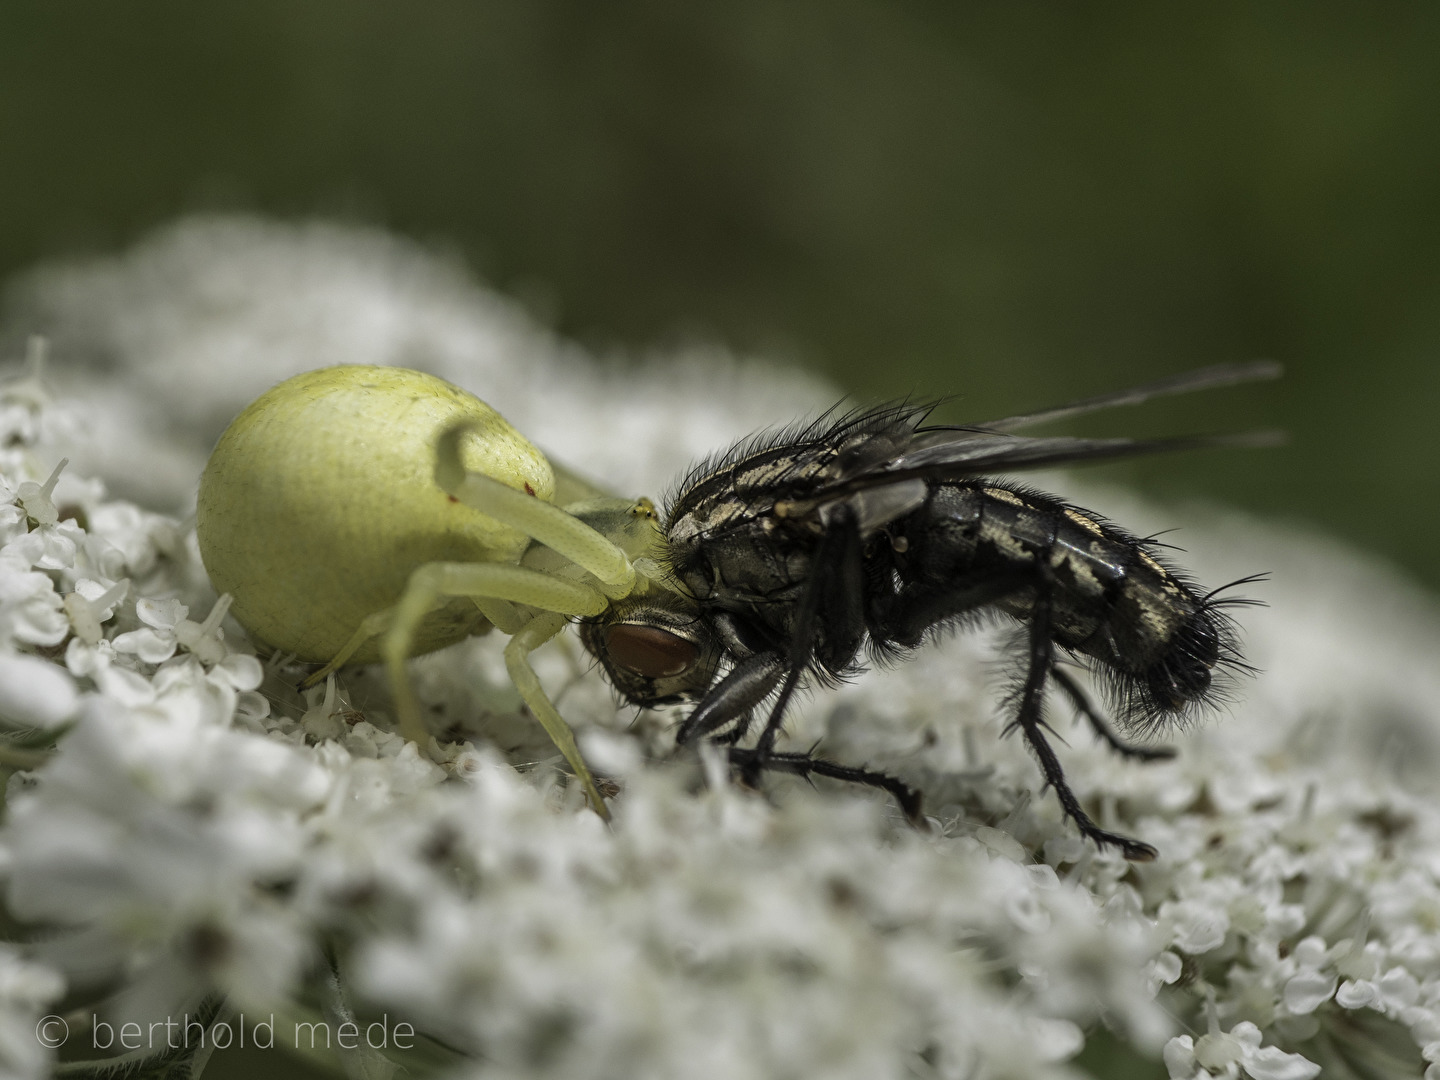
[1049,666,1176,762]
[381,560,613,818]
[1012,588,1158,861]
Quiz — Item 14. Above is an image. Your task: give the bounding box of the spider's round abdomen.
[196,365,555,663]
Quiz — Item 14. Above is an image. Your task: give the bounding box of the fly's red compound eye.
[603,624,700,678]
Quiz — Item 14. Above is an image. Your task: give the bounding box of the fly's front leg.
[675,653,786,746]
[749,503,866,775]
[1013,585,1158,861]
[719,506,925,821]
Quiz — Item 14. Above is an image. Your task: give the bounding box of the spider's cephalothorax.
[584,365,1278,860]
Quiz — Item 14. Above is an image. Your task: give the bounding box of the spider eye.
[603,624,700,678]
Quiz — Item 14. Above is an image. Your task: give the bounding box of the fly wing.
[816,478,930,534]
[891,428,1282,474]
[786,429,1283,511]
[915,360,1282,440]
[762,362,1283,525]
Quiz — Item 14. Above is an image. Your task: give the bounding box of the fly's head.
[581,593,726,708]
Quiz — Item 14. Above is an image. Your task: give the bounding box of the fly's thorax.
[666,441,851,547]
[664,420,923,601]
[667,502,818,613]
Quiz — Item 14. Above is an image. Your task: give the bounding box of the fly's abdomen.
[886,482,1234,726]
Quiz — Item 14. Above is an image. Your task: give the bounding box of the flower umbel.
[0,218,1436,1080]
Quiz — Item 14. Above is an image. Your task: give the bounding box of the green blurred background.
[1,0,1436,588]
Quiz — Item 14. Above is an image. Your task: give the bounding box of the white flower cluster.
[0,389,1163,1077]
[0,217,1434,1080]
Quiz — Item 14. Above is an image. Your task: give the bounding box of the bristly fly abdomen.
[582,363,1281,861]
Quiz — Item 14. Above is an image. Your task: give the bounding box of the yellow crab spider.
[196,365,677,817]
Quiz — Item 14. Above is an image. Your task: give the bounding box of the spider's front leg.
[436,422,640,595]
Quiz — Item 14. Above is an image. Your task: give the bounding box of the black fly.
[581,363,1280,860]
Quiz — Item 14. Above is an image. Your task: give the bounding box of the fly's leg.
[745,662,805,783]
[711,713,755,747]
[706,505,924,821]
[1013,588,1158,861]
[675,653,786,746]
[727,747,925,824]
[378,561,612,817]
[1049,666,1176,762]
[746,503,866,782]
[667,500,929,824]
